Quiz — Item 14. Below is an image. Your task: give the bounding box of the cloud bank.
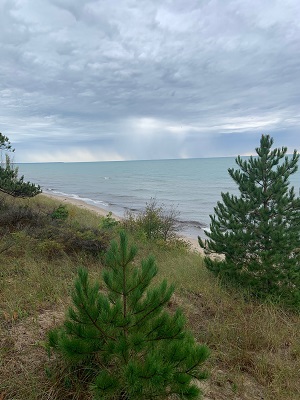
[1,0,300,161]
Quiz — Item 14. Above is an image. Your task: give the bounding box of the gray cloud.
[1,0,300,161]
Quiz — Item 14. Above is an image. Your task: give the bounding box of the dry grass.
[152,247,300,399]
[0,194,299,399]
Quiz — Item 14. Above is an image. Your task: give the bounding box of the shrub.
[100,211,119,229]
[0,203,46,232]
[32,224,111,257]
[63,227,111,256]
[0,197,111,257]
[123,198,181,242]
[50,204,69,221]
[37,239,65,259]
[48,231,209,399]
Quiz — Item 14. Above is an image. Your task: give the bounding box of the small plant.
[100,211,119,229]
[50,204,69,221]
[123,198,181,242]
[48,231,209,399]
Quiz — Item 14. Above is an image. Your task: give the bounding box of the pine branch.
[133,296,171,327]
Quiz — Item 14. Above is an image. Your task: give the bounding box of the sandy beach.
[41,192,121,220]
[40,192,202,253]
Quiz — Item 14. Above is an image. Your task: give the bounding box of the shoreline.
[40,192,202,253]
[41,192,121,220]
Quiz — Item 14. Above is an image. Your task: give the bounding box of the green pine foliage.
[49,231,209,399]
[100,211,119,229]
[199,134,300,308]
[0,132,14,152]
[0,155,42,197]
[0,133,41,198]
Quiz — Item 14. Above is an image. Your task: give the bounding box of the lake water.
[18,157,300,239]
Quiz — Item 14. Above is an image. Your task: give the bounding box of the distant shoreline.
[40,192,202,253]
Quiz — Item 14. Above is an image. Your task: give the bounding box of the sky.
[1,0,300,162]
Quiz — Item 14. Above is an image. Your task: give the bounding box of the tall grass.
[0,193,299,399]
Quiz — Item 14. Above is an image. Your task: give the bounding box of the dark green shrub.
[63,227,111,256]
[48,232,209,399]
[0,195,112,258]
[0,204,46,231]
[0,153,41,198]
[0,133,41,198]
[32,224,111,257]
[100,212,119,229]
[50,204,69,221]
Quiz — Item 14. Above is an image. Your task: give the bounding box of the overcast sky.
[1,0,300,162]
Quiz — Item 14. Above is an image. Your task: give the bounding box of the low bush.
[31,224,111,257]
[37,239,65,260]
[0,195,113,258]
[50,204,69,221]
[99,211,119,229]
[0,202,46,232]
[122,198,181,242]
[63,227,111,256]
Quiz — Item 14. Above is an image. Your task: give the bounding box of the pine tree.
[49,231,209,399]
[0,132,14,153]
[0,133,41,198]
[199,134,300,307]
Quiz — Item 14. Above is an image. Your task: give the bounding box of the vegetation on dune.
[123,198,183,244]
[0,132,41,198]
[0,198,111,259]
[199,134,300,309]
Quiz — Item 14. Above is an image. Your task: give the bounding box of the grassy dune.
[0,194,299,399]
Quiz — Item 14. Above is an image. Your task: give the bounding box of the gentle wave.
[178,220,208,229]
[45,188,109,207]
